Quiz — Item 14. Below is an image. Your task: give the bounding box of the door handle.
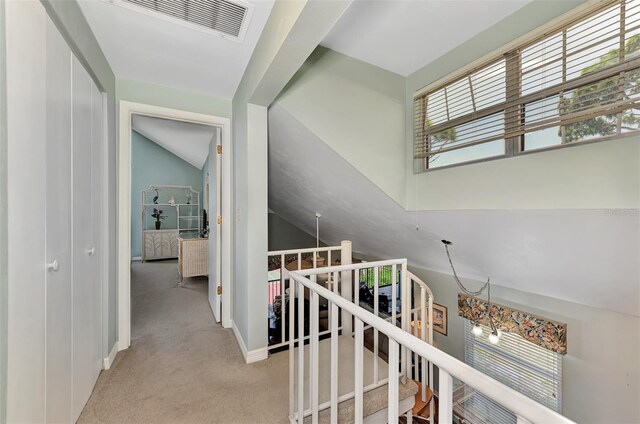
[87,247,96,256]
[47,259,59,272]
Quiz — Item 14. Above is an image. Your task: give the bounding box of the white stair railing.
[287,259,576,424]
[267,242,350,351]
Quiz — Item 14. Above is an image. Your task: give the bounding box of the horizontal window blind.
[464,321,562,420]
[414,0,640,166]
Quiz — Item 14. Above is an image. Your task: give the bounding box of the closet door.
[72,57,102,420]
[5,1,47,421]
[45,16,73,424]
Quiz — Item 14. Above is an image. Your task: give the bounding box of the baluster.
[353,270,359,337]
[330,302,339,424]
[388,339,399,423]
[373,267,379,383]
[289,276,295,421]
[354,318,364,424]
[281,253,286,344]
[428,294,434,424]
[297,252,301,270]
[310,286,319,424]
[297,279,305,424]
[391,264,397,326]
[401,261,408,383]
[420,287,427,403]
[438,369,453,424]
[416,288,424,381]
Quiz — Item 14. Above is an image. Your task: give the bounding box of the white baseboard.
[131,256,142,261]
[103,343,118,370]
[231,320,268,364]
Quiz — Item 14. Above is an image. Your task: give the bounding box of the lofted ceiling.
[321,0,531,76]
[132,115,215,169]
[78,0,275,98]
[268,104,640,317]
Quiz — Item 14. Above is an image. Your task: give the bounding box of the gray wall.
[130,131,204,258]
[0,1,7,421]
[268,212,322,251]
[408,265,640,424]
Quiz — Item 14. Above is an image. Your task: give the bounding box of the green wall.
[276,47,406,206]
[130,131,203,258]
[268,212,322,251]
[404,0,640,211]
[117,79,232,118]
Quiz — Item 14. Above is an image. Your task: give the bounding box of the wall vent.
[119,0,251,40]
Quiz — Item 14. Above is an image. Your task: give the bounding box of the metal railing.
[286,259,575,424]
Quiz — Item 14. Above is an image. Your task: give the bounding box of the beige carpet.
[78,260,289,424]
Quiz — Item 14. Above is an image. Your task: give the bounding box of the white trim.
[103,342,118,370]
[101,93,110,362]
[117,100,232,351]
[232,320,268,364]
[413,0,604,98]
[131,256,142,262]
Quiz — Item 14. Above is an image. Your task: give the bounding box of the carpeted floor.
[78,260,289,424]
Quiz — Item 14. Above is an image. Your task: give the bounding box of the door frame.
[117,101,232,351]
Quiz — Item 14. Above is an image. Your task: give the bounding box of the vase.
[155,221,161,230]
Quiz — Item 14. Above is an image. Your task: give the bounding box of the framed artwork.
[433,303,448,336]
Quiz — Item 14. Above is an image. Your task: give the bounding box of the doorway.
[117,101,232,351]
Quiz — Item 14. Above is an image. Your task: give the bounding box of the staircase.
[273,242,576,424]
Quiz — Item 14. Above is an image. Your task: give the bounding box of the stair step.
[304,379,418,424]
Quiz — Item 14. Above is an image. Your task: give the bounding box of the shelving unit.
[141,185,200,261]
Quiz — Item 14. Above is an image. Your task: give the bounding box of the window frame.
[414,0,640,172]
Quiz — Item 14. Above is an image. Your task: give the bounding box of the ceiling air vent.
[119,0,252,41]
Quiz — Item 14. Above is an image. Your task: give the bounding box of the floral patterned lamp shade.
[458,293,567,355]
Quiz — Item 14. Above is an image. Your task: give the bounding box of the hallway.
[78,260,289,423]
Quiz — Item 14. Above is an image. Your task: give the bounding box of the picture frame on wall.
[433,303,448,336]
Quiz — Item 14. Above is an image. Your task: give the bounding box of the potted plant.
[151,208,167,230]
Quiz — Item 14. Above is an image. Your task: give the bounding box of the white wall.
[408,265,640,424]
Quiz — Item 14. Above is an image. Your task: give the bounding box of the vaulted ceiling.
[132,115,215,169]
[78,0,275,98]
[321,0,531,76]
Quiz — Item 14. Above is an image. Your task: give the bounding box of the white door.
[45,16,74,424]
[5,2,48,421]
[72,57,103,420]
[208,129,222,322]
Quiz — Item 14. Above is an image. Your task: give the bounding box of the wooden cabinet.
[143,229,179,261]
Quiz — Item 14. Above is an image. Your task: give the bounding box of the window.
[457,321,562,423]
[414,0,640,169]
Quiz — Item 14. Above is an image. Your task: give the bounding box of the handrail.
[268,245,342,256]
[408,271,433,298]
[288,263,575,424]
